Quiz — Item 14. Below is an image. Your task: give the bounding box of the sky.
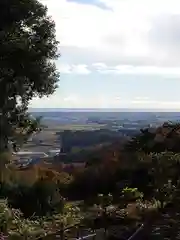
[29,0,180,110]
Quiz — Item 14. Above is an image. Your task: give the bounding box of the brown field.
[19,123,106,154]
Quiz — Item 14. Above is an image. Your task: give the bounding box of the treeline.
[59,129,123,153]
[61,122,180,205]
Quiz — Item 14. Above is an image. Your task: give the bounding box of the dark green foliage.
[125,128,155,153]
[0,179,64,217]
[12,114,44,151]
[125,123,180,153]
[60,129,120,153]
[0,0,59,151]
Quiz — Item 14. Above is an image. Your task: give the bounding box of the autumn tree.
[0,0,60,152]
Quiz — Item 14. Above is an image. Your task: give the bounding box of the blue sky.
[30,0,180,109]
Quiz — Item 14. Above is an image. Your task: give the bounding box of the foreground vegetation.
[0,122,179,238]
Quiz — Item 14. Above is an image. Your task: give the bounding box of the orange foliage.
[12,167,38,185]
[11,161,73,186]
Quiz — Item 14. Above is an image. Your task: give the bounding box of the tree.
[125,128,155,153]
[12,115,44,151]
[125,122,180,154]
[0,0,60,152]
[137,152,180,208]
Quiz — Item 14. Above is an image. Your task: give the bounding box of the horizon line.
[28,107,180,112]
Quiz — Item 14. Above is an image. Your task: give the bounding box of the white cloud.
[130,99,180,108]
[134,97,150,101]
[29,94,180,109]
[131,100,159,104]
[29,94,80,108]
[29,94,119,108]
[93,64,180,76]
[59,62,180,76]
[101,0,180,15]
[71,64,90,74]
[63,95,79,102]
[92,62,107,70]
[42,0,110,48]
[58,63,90,74]
[58,63,71,73]
[42,0,180,66]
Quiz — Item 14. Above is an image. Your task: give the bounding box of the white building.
[13,151,48,161]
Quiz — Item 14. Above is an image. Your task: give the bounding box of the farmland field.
[44,123,106,131]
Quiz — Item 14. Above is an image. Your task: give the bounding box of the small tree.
[122,187,143,202]
[12,115,44,151]
[97,193,113,211]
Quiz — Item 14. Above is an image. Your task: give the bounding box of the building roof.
[13,151,49,158]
